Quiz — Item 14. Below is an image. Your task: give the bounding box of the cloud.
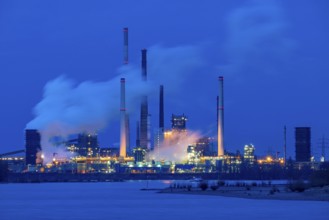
[223,0,295,76]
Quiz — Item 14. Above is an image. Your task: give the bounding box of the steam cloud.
[147,130,202,162]
[26,45,204,163]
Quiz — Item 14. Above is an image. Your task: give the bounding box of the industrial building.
[243,144,256,165]
[295,127,311,162]
[77,133,99,157]
[25,129,41,166]
[171,114,187,132]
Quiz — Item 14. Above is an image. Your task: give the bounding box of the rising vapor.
[26,45,204,163]
[147,130,202,163]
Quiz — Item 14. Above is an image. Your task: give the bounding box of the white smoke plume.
[26,45,204,164]
[147,130,202,163]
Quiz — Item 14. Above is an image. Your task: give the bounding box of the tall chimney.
[123,27,128,64]
[120,78,127,157]
[159,85,164,130]
[136,121,140,147]
[123,27,130,153]
[140,49,149,149]
[217,76,224,157]
[125,114,130,153]
[141,49,147,81]
[283,126,287,165]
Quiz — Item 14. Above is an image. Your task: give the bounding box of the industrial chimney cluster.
[118,27,225,160]
[24,27,226,168]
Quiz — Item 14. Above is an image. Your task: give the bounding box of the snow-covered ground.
[0,181,328,220]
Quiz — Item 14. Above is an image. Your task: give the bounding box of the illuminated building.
[133,147,147,162]
[219,151,242,173]
[171,114,187,132]
[243,144,255,165]
[25,129,41,165]
[187,145,201,164]
[66,144,79,153]
[0,156,25,173]
[295,127,311,162]
[100,148,119,157]
[77,133,99,157]
[195,137,216,156]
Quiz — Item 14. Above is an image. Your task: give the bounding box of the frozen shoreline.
[159,185,329,202]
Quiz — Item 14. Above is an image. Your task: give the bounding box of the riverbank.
[159,185,329,202]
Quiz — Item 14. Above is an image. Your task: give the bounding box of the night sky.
[1,0,328,159]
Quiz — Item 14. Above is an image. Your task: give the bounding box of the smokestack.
[125,114,130,153]
[140,49,149,149]
[120,78,127,158]
[123,27,128,64]
[217,76,224,157]
[283,126,287,165]
[123,28,130,153]
[121,29,130,152]
[136,121,140,147]
[147,114,152,150]
[141,49,147,81]
[159,85,164,130]
[216,95,219,132]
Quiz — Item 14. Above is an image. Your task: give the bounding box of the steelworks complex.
[1,28,328,181]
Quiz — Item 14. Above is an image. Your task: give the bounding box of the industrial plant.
[0,28,328,182]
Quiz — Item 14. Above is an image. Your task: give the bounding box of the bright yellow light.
[266,156,272,162]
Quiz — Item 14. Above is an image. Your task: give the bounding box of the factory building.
[25,129,41,166]
[100,148,119,157]
[295,127,311,162]
[243,144,256,165]
[195,137,216,156]
[77,133,99,157]
[171,114,187,132]
[133,147,147,162]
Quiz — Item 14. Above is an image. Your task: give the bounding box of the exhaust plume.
[147,130,202,162]
[26,45,204,163]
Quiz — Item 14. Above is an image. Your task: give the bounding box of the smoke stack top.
[123,27,128,65]
[141,49,147,81]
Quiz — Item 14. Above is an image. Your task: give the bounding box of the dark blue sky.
[1,0,328,159]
